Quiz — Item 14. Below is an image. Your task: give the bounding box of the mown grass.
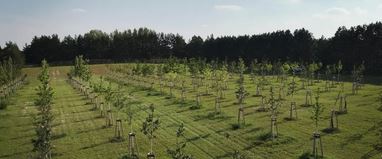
[0,64,381,159]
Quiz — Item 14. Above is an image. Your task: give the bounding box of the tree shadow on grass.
[340,133,363,148]
[9,133,35,140]
[76,126,106,134]
[192,112,233,122]
[80,140,110,150]
[245,132,296,148]
[185,133,211,142]
[72,117,97,123]
[0,150,31,158]
[243,127,262,134]
[52,133,67,140]
[360,149,381,159]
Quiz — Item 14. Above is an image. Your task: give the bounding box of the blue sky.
[1,0,382,47]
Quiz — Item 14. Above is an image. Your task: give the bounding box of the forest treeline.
[1,21,382,74]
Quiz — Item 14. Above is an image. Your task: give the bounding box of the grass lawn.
[0,64,381,159]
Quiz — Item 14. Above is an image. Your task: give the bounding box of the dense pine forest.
[0,21,377,74]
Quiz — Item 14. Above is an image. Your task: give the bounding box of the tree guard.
[106,110,113,127]
[128,132,139,158]
[312,132,324,158]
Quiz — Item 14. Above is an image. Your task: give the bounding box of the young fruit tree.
[166,71,177,98]
[202,64,212,95]
[307,62,320,86]
[287,73,298,120]
[335,84,347,114]
[378,92,382,112]
[304,89,313,107]
[214,69,224,114]
[178,64,190,104]
[142,104,160,159]
[32,59,54,159]
[351,62,365,95]
[103,82,114,126]
[122,95,139,159]
[235,58,248,127]
[269,87,281,141]
[111,89,127,142]
[166,123,193,159]
[324,65,332,92]
[0,57,21,86]
[220,64,229,97]
[69,55,91,82]
[156,64,165,95]
[336,60,343,83]
[310,89,324,158]
[249,59,258,84]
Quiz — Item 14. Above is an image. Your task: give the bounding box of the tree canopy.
[11,21,382,74]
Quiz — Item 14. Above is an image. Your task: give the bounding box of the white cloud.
[354,7,368,15]
[284,0,302,4]
[378,3,382,8]
[277,0,302,5]
[313,7,350,19]
[200,24,209,28]
[326,7,350,15]
[214,5,243,11]
[71,8,87,13]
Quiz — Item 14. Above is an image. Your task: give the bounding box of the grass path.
[0,80,36,158]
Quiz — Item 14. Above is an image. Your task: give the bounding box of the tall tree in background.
[19,22,382,74]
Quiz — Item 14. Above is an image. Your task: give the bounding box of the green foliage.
[232,150,247,159]
[124,96,135,131]
[142,104,160,138]
[310,90,324,132]
[287,75,298,98]
[141,104,160,152]
[237,58,247,75]
[132,63,156,76]
[235,59,249,105]
[336,60,343,74]
[229,61,237,74]
[268,87,280,115]
[307,62,320,75]
[202,64,212,80]
[167,123,192,159]
[1,64,382,159]
[90,76,106,93]
[33,59,54,159]
[265,63,273,75]
[112,90,127,110]
[281,62,291,75]
[249,59,258,75]
[163,57,189,74]
[375,128,382,151]
[379,92,382,111]
[352,61,365,83]
[0,97,9,110]
[70,55,91,81]
[166,72,178,82]
[104,82,114,105]
[0,57,21,86]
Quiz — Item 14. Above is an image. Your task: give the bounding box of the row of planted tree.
[102,57,374,158]
[29,55,382,159]
[0,57,27,110]
[65,55,192,159]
